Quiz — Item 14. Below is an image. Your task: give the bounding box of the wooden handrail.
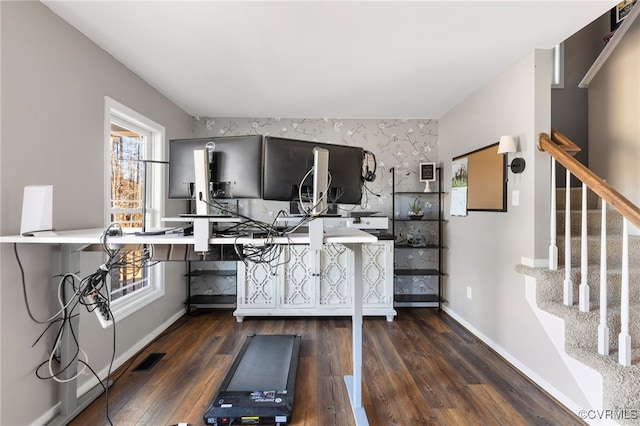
[545,128,582,155]
[539,131,640,230]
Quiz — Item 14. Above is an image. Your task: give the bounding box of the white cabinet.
[280,245,317,309]
[234,241,396,322]
[318,244,351,308]
[236,259,277,309]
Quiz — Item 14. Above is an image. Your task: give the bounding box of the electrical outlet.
[467,286,472,300]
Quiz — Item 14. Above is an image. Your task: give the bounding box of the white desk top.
[0,227,378,246]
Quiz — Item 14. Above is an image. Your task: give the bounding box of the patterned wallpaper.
[191,117,439,221]
[188,116,440,298]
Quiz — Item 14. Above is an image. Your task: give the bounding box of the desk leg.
[48,244,108,426]
[344,244,369,425]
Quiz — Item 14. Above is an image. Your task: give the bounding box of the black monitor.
[168,135,263,199]
[262,136,364,204]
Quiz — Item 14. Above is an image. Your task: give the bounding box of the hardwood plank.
[289,356,318,425]
[68,309,585,426]
[464,383,525,426]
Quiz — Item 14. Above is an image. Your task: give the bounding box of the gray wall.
[551,14,610,187]
[552,20,598,186]
[0,2,191,424]
[589,12,640,216]
[439,50,592,410]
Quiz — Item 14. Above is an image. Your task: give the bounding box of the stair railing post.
[598,200,609,355]
[579,183,590,312]
[618,218,631,366]
[549,158,558,270]
[563,169,573,306]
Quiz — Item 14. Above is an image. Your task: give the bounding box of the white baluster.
[619,218,631,366]
[563,170,573,306]
[598,200,609,355]
[579,183,590,312]
[549,158,558,270]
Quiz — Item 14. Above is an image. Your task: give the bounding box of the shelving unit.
[390,167,444,309]
[185,246,240,311]
[184,199,241,311]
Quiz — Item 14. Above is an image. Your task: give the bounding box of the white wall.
[0,2,191,424]
[439,50,592,409]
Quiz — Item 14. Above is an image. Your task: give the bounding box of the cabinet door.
[280,245,317,308]
[362,241,393,306]
[237,260,277,309]
[318,244,352,307]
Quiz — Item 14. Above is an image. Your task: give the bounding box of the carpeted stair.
[516,188,640,423]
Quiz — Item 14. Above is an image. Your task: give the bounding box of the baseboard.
[34,308,186,426]
[520,256,549,268]
[441,305,585,416]
[78,308,186,396]
[523,277,603,410]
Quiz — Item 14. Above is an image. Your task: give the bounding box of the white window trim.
[104,96,166,321]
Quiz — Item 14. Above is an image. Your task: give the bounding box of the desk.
[0,226,374,425]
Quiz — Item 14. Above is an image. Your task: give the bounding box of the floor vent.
[133,353,166,371]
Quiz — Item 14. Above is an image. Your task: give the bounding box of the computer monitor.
[168,135,263,200]
[262,136,364,205]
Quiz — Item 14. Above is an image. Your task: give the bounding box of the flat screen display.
[168,135,263,199]
[262,136,364,204]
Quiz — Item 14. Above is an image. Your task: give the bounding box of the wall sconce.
[497,135,526,174]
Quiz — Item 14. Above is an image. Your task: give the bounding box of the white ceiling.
[42,1,616,119]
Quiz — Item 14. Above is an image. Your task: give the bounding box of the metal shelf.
[390,166,444,310]
[187,270,236,277]
[394,294,440,308]
[393,191,445,195]
[185,199,239,312]
[189,294,236,309]
[394,243,441,249]
[394,268,442,276]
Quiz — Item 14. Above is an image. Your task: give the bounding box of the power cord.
[13,223,155,426]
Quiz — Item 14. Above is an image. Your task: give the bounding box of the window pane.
[110,123,148,301]
[105,97,166,322]
[109,249,148,302]
[110,124,146,229]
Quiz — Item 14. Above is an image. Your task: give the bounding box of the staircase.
[514,130,640,424]
[517,187,640,422]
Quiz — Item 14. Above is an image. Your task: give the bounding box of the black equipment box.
[204,334,302,425]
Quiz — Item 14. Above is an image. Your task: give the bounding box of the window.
[104,97,166,320]
[552,43,564,89]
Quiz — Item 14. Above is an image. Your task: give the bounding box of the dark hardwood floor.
[69,308,584,425]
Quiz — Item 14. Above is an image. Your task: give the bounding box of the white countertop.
[0,226,378,246]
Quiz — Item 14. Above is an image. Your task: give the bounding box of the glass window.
[105,97,165,319]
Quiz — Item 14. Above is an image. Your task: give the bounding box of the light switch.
[512,190,520,206]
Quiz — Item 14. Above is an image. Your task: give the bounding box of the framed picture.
[419,162,436,182]
[611,0,637,31]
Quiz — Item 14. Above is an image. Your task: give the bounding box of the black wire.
[103,304,116,426]
[34,282,82,381]
[14,243,61,324]
[16,224,149,425]
[31,316,64,348]
[77,358,108,392]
